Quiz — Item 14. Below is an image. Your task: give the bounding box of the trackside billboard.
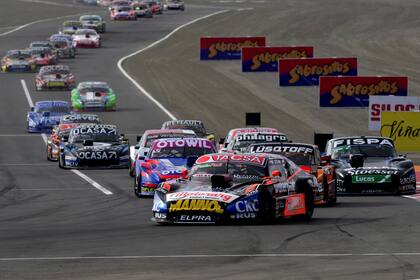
[320,76,408,107]
[241,46,314,72]
[369,95,419,131]
[278,57,357,86]
[200,37,266,60]
[381,111,420,152]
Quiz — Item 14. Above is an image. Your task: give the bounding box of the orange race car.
[248,142,337,206]
[46,123,79,161]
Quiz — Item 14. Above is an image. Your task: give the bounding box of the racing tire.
[327,179,337,206]
[294,179,314,221]
[134,175,142,197]
[47,147,52,161]
[257,187,276,224]
[129,160,135,177]
[58,153,65,169]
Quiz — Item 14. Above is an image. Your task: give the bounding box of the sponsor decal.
[398,184,415,192]
[332,137,394,148]
[249,144,313,154]
[348,169,398,176]
[231,213,256,219]
[160,170,183,176]
[352,175,392,184]
[320,76,408,107]
[381,112,420,152]
[72,125,116,135]
[179,215,213,222]
[361,189,382,193]
[141,187,156,193]
[369,96,420,131]
[235,133,288,142]
[241,46,314,72]
[200,37,266,60]
[169,199,224,214]
[154,212,166,219]
[163,120,203,127]
[284,194,306,216]
[279,57,357,86]
[153,139,213,149]
[400,175,416,185]
[196,154,266,166]
[235,199,259,213]
[62,114,99,122]
[167,191,237,203]
[78,151,117,160]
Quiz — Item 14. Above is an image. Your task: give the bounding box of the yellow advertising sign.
[380,112,420,152]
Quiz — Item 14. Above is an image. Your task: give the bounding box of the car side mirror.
[271,170,282,177]
[136,135,142,142]
[219,137,225,145]
[134,144,140,149]
[83,139,94,146]
[186,155,198,168]
[320,155,331,166]
[42,111,50,117]
[30,107,34,111]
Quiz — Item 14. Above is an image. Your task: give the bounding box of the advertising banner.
[369,95,419,131]
[200,37,266,60]
[278,57,357,86]
[241,46,314,72]
[380,111,420,152]
[320,76,408,107]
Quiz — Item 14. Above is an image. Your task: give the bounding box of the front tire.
[58,153,65,169]
[134,175,142,197]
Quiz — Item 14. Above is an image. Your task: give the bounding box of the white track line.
[2,252,420,261]
[117,9,229,121]
[0,13,88,37]
[20,79,113,195]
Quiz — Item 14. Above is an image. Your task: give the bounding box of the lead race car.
[59,124,129,169]
[71,81,116,111]
[135,138,216,197]
[325,136,417,194]
[152,153,317,224]
[27,101,72,133]
[248,142,337,205]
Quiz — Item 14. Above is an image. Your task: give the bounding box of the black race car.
[152,153,317,224]
[325,136,416,194]
[58,124,129,169]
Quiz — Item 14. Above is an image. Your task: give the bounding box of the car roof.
[144,129,196,135]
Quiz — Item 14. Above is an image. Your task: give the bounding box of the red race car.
[27,47,58,67]
[110,6,137,20]
[46,123,79,161]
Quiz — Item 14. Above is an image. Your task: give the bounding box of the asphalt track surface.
[0,1,419,279]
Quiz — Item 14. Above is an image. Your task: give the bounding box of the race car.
[152,153,317,224]
[27,101,72,133]
[226,131,288,153]
[61,21,83,35]
[29,41,55,50]
[248,142,337,205]
[97,0,113,7]
[49,36,76,58]
[27,47,58,66]
[1,50,36,72]
[79,15,106,33]
[110,6,137,20]
[72,29,101,48]
[161,120,214,141]
[71,81,116,111]
[135,138,216,197]
[35,65,75,91]
[165,0,184,10]
[59,113,101,125]
[325,136,417,194]
[47,123,80,161]
[131,2,153,17]
[220,127,278,151]
[130,129,197,176]
[109,0,132,9]
[144,0,163,14]
[58,124,129,169]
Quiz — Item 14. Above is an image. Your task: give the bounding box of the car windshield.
[35,106,70,113]
[150,146,212,159]
[81,16,100,21]
[281,153,314,166]
[52,40,68,48]
[118,6,131,11]
[190,161,267,178]
[79,87,109,93]
[332,144,396,159]
[144,133,195,147]
[7,52,31,59]
[75,30,96,35]
[41,68,69,75]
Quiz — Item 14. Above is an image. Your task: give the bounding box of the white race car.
[72,29,101,48]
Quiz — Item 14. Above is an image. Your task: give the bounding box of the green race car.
[79,15,106,33]
[71,81,116,111]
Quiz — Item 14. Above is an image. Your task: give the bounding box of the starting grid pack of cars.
[3,0,418,225]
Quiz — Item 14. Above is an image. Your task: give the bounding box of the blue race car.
[58,124,129,169]
[27,101,72,133]
[134,138,216,197]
